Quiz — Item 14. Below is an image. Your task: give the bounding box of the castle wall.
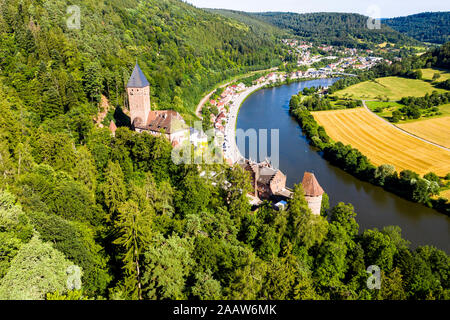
[269,170,287,194]
[128,86,151,126]
[305,195,322,215]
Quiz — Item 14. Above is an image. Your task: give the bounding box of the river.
[236,78,450,252]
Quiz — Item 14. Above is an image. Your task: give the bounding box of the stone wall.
[269,170,287,195]
[305,195,322,215]
[128,86,151,126]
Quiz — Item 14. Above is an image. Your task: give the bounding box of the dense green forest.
[244,12,421,48]
[0,0,449,300]
[383,12,450,44]
[206,9,292,40]
[0,0,284,122]
[1,111,449,299]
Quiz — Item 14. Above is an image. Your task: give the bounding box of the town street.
[223,82,269,163]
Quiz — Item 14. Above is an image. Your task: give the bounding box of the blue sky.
[186,0,449,18]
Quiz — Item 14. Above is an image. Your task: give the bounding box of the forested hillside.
[206,9,292,39]
[0,0,283,122]
[245,12,421,48]
[383,12,450,44]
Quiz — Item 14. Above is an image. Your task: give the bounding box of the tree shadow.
[114,106,131,128]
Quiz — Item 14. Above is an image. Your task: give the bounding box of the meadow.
[420,68,450,82]
[312,108,450,176]
[365,100,403,118]
[366,101,450,122]
[334,76,447,100]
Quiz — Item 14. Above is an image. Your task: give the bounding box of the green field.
[420,68,450,82]
[335,76,448,100]
[367,101,450,123]
[365,101,403,118]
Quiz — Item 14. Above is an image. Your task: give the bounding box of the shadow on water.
[236,79,450,252]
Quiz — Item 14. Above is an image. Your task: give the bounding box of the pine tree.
[114,198,153,300]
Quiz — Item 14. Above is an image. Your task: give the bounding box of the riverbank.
[223,82,269,163]
[222,76,330,163]
[195,67,278,118]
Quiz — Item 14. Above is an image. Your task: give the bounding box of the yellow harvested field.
[440,189,450,201]
[312,108,450,176]
[397,117,450,149]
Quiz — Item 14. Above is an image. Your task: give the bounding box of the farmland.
[397,116,450,149]
[312,108,450,176]
[334,76,448,100]
[440,189,450,202]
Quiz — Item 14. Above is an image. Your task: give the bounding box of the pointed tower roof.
[127,63,149,88]
[302,172,324,197]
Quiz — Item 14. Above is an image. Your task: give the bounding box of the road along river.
[236,78,450,252]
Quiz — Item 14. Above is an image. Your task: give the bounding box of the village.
[282,39,389,72]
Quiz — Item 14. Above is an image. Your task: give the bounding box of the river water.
[236,78,450,252]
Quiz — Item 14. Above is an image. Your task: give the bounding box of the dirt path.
[362,100,450,151]
[94,95,111,127]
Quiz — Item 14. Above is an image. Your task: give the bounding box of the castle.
[241,159,291,200]
[241,159,324,215]
[127,63,188,146]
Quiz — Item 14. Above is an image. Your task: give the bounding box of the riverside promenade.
[223,82,268,164]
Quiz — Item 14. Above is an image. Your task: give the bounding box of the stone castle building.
[301,172,324,215]
[240,161,325,216]
[241,159,291,200]
[127,63,188,146]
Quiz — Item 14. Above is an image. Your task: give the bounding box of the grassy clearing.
[367,102,450,123]
[420,68,450,82]
[397,116,450,149]
[396,104,450,123]
[335,76,448,100]
[365,101,403,118]
[312,108,450,176]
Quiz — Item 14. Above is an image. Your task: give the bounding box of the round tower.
[302,172,324,215]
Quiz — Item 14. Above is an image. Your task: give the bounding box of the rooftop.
[136,110,187,134]
[127,63,150,88]
[302,172,324,197]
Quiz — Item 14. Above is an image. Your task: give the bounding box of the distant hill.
[246,12,421,48]
[383,12,450,44]
[0,0,283,120]
[206,9,292,39]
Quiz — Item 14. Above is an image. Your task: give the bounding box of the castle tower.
[127,63,151,127]
[302,172,324,215]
